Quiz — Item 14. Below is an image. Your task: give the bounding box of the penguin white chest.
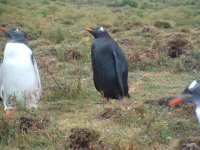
[2,43,38,97]
[196,107,200,124]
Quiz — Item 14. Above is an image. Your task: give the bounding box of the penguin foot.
[5,107,14,116]
[127,94,133,100]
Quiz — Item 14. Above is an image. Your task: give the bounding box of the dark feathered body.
[90,31,129,100]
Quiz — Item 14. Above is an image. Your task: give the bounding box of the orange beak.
[0,27,6,32]
[168,96,188,106]
[84,27,93,32]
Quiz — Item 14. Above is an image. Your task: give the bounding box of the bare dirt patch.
[164,33,192,58]
[20,116,49,133]
[144,96,174,106]
[169,138,200,150]
[68,127,100,150]
[95,108,122,120]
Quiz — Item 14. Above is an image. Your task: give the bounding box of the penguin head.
[169,80,200,106]
[84,26,108,38]
[0,27,27,45]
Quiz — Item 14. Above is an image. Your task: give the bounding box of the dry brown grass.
[0,0,200,149]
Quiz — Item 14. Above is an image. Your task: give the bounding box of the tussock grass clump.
[139,1,158,9]
[43,27,65,44]
[127,46,165,71]
[20,116,49,133]
[166,35,192,58]
[95,108,122,120]
[154,21,173,29]
[109,0,138,8]
[174,51,200,72]
[0,0,9,4]
[45,44,84,62]
[68,127,100,150]
[0,113,52,148]
[169,137,200,150]
[140,26,151,33]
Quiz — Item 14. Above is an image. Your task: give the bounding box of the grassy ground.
[0,0,200,149]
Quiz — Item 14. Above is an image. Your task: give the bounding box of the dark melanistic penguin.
[85,26,129,103]
[169,80,200,124]
[0,27,41,115]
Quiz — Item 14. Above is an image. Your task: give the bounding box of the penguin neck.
[6,42,28,48]
[8,38,28,46]
[4,43,31,56]
[195,106,200,124]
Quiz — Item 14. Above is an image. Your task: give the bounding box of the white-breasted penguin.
[169,80,200,124]
[0,27,41,115]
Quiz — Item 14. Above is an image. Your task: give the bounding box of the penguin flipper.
[31,54,42,97]
[0,63,3,100]
[112,45,124,95]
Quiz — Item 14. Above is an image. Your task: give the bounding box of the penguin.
[169,80,200,124]
[85,26,130,103]
[0,63,3,102]
[0,27,41,115]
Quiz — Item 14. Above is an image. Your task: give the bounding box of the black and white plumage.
[85,26,129,102]
[0,27,41,115]
[169,80,200,124]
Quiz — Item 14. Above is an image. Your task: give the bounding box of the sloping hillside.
[0,0,200,149]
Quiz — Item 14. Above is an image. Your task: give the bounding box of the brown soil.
[95,108,122,120]
[69,127,100,150]
[144,96,174,106]
[164,33,192,58]
[19,117,49,133]
[169,138,200,150]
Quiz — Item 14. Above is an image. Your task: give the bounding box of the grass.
[0,0,200,149]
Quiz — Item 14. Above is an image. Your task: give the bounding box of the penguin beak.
[0,27,8,36]
[0,27,6,32]
[0,27,11,38]
[84,28,93,32]
[169,94,192,106]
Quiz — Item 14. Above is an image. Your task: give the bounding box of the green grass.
[0,0,200,149]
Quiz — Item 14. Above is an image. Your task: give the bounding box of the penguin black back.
[85,26,129,100]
